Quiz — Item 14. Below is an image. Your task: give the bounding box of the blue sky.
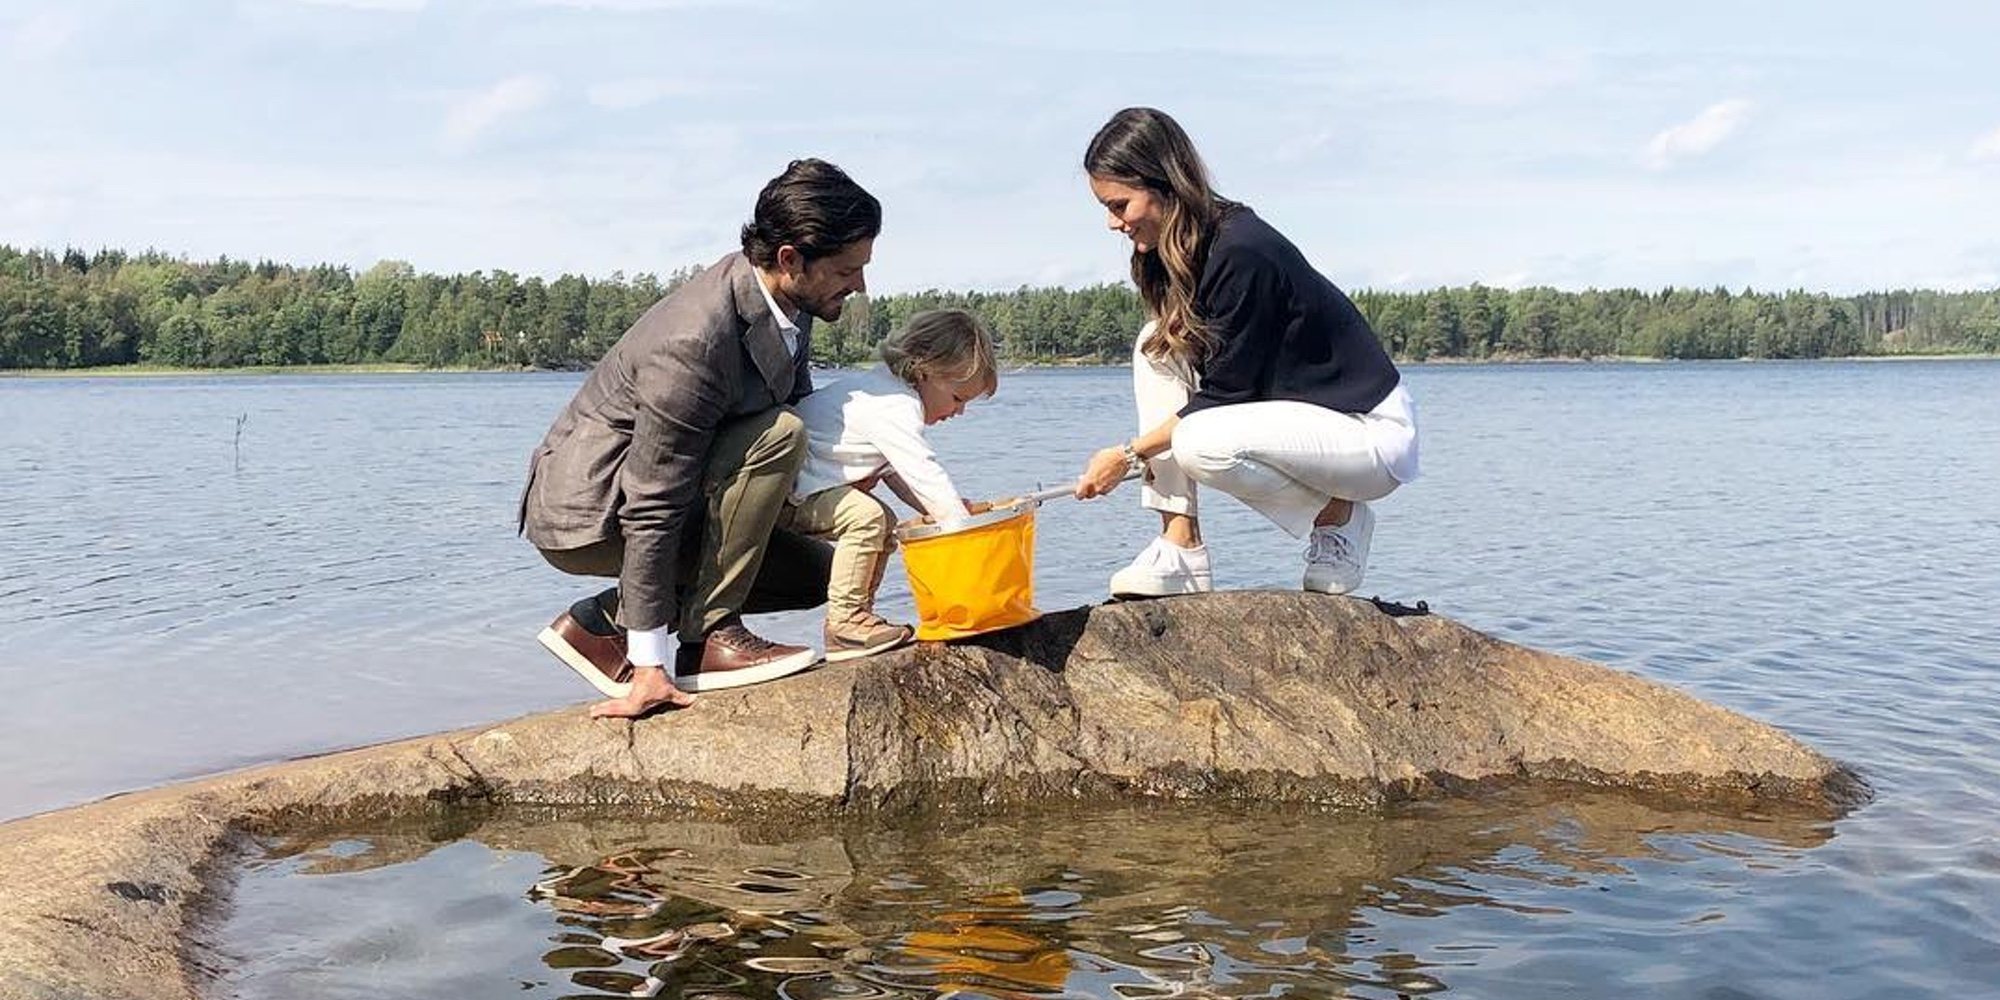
[3,0,1996,294]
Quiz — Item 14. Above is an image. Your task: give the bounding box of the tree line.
[4,245,1996,371]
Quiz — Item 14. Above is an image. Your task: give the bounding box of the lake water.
[4,361,1999,997]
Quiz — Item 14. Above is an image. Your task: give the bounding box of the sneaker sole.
[673,647,820,692]
[1109,577,1215,601]
[1302,570,1365,595]
[536,626,633,699]
[823,632,913,664]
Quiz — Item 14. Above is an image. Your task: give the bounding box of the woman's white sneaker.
[1303,503,1374,595]
[1110,536,1214,599]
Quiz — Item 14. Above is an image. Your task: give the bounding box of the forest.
[4,245,1996,371]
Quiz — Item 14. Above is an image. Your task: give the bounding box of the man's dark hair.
[740,158,881,268]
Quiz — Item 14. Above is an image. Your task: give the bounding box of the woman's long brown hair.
[1084,107,1238,367]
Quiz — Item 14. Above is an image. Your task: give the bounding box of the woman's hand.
[1075,445,1135,499]
[964,499,994,515]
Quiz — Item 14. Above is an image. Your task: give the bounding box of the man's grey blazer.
[519,251,813,632]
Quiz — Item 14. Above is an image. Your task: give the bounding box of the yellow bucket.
[898,504,1041,641]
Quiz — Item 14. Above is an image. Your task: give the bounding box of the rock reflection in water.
[229,790,1833,999]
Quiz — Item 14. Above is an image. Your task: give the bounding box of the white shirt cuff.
[627,627,670,667]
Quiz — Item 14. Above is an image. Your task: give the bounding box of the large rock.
[0,592,1864,1000]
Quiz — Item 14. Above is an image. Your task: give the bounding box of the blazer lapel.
[729,257,797,403]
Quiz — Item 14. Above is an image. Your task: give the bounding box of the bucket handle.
[998,470,1141,509]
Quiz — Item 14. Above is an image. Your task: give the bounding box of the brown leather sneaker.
[824,612,914,664]
[672,618,818,692]
[535,591,633,698]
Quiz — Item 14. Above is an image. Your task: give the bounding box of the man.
[520,158,878,718]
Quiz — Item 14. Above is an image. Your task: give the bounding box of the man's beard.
[804,293,846,322]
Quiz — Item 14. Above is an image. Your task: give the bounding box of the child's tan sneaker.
[824,612,915,663]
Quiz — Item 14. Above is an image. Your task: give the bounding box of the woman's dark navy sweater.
[1180,206,1400,418]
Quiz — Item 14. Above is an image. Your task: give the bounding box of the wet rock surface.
[0,592,1864,1000]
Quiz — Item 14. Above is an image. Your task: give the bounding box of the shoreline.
[5,352,1996,379]
[0,362,540,378]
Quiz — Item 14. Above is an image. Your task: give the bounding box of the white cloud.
[585,78,707,110]
[2,192,79,232]
[1971,127,2000,162]
[1913,269,2000,292]
[441,75,554,152]
[1025,260,1107,289]
[1416,53,1592,109]
[1642,98,1753,170]
[7,9,82,56]
[292,0,427,8]
[525,0,751,9]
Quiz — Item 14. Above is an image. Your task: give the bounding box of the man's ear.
[774,245,805,278]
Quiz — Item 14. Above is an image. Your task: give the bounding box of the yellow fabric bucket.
[899,504,1041,641]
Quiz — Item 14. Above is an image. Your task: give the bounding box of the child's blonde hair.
[879,308,998,397]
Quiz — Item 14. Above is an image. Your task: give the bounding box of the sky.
[3,0,1997,295]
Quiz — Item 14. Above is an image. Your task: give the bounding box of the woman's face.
[1089,176,1166,254]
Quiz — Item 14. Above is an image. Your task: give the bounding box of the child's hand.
[964,499,994,515]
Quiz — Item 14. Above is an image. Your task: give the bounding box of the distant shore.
[0,362,537,378]
[5,353,1995,379]
[1408,351,2000,365]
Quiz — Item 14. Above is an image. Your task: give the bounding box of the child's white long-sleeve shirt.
[791,364,967,520]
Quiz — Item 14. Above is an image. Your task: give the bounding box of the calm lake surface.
[4,361,1999,997]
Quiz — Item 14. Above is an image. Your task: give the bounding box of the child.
[786,308,999,661]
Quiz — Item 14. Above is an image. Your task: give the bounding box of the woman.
[1073,107,1420,598]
